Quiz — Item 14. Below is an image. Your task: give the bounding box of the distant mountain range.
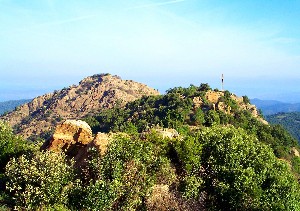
[251,98,300,116]
[0,99,32,115]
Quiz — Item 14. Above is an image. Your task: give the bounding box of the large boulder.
[42,120,93,156]
[42,120,113,169]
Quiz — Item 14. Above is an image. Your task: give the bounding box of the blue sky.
[1,0,300,102]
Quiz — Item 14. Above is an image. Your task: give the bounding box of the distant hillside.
[0,74,159,139]
[266,112,300,142]
[251,98,300,115]
[0,99,31,115]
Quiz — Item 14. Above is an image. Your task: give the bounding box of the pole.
[221,74,224,91]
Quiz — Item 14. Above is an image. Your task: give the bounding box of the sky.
[1,0,300,102]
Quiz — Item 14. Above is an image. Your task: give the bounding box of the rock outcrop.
[154,128,179,139]
[42,120,112,168]
[42,120,93,155]
[1,74,160,139]
[194,90,267,124]
[292,147,300,157]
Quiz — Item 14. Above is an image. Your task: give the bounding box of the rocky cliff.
[0,74,159,139]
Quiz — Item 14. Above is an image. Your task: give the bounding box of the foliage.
[266,112,300,143]
[91,85,218,133]
[5,150,75,210]
[70,132,176,210]
[291,156,300,176]
[88,85,298,160]
[1,84,300,210]
[186,126,300,210]
[242,95,250,104]
[0,121,33,201]
[0,121,32,174]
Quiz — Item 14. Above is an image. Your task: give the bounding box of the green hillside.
[1,84,300,210]
[266,112,300,142]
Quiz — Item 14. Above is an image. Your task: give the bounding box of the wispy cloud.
[37,14,97,27]
[126,0,186,10]
[271,37,299,44]
[9,14,97,35]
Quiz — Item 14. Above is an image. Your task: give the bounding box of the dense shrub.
[70,132,176,210]
[0,121,32,174]
[5,150,75,210]
[197,126,300,210]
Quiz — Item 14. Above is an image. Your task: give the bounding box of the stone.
[42,120,93,157]
[292,147,300,157]
[155,128,179,139]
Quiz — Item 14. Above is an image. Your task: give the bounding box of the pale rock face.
[154,128,179,139]
[42,120,93,155]
[92,132,110,156]
[42,120,112,168]
[205,91,224,104]
[192,97,203,109]
[1,74,160,139]
[292,147,300,157]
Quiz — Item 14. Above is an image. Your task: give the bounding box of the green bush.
[197,126,300,210]
[292,156,300,175]
[73,133,175,210]
[0,121,32,174]
[5,150,75,210]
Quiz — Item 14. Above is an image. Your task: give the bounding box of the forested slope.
[266,112,300,142]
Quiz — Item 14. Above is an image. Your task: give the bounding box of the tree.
[5,150,75,210]
[197,126,300,210]
[190,108,205,125]
[0,121,32,174]
[0,120,33,199]
[204,110,220,126]
[242,95,250,104]
[199,83,211,92]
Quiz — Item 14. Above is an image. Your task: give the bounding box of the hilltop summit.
[0,74,159,139]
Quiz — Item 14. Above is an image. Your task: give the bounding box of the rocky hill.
[0,74,159,139]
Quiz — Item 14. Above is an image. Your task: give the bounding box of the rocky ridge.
[204,90,267,124]
[0,74,159,139]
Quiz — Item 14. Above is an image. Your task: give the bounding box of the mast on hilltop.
[221,74,224,91]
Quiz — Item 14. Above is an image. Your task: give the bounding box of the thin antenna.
[221,74,224,91]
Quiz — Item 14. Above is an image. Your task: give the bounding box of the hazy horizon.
[1,0,300,102]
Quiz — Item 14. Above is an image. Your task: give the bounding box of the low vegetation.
[266,112,300,142]
[1,84,300,210]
